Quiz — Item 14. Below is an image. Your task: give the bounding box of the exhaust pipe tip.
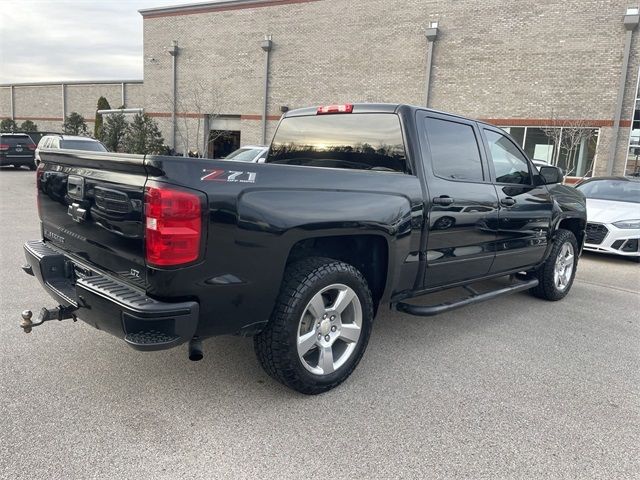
[188,338,203,362]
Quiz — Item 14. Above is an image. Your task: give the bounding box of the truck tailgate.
[37,150,148,287]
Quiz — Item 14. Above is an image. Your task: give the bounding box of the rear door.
[38,151,148,287]
[481,127,553,272]
[418,113,499,287]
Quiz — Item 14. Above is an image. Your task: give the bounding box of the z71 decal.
[201,169,257,183]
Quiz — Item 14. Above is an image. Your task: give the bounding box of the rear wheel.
[254,257,374,395]
[530,229,578,301]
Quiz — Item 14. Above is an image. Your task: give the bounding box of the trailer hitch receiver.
[20,306,77,333]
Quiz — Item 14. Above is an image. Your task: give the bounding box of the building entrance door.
[208,130,240,158]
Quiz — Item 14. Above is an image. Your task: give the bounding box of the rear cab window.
[266,113,409,173]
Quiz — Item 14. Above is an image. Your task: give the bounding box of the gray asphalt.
[1,168,638,480]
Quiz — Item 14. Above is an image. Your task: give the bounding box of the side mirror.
[538,165,564,184]
[257,157,266,163]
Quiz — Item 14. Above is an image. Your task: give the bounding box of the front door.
[481,127,553,272]
[419,114,499,288]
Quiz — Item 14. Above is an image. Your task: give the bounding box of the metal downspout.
[261,35,273,145]
[607,10,639,175]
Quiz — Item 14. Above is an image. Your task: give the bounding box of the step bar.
[394,278,539,317]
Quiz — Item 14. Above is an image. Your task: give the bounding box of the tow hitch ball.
[20,306,77,333]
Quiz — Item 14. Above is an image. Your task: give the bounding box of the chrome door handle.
[501,197,516,206]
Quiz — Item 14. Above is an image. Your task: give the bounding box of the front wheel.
[254,257,374,395]
[530,229,578,301]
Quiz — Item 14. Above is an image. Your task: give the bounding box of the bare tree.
[541,114,593,178]
[163,79,223,157]
[563,122,590,176]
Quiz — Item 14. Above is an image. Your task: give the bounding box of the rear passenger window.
[426,118,484,182]
[484,130,532,184]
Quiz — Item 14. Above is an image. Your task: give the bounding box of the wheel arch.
[556,216,586,253]
[286,234,389,313]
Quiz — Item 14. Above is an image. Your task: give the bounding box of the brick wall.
[141,0,639,171]
[0,81,143,134]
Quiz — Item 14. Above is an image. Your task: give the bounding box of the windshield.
[226,147,262,162]
[576,179,640,204]
[61,140,107,151]
[266,113,408,173]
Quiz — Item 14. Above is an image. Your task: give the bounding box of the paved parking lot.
[1,168,638,479]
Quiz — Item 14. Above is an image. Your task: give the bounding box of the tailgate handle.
[67,175,85,200]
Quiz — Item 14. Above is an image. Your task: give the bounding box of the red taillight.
[0,143,9,151]
[144,185,203,267]
[317,104,354,115]
[27,143,36,150]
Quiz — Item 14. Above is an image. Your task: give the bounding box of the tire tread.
[254,257,373,395]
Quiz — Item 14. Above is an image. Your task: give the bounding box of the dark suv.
[0,133,37,170]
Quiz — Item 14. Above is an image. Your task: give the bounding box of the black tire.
[254,257,374,395]
[530,229,578,301]
[28,163,36,171]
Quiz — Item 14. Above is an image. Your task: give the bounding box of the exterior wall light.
[625,7,640,28]
[426,21,439,41]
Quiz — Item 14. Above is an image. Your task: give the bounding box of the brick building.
[2,0,640,177]
[0,80,144,133]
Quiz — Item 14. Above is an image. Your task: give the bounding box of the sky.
[0,0,184,83]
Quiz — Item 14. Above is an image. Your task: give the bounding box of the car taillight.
[317,104,354,115]
[144,185,203,267]
[0,144,9,151]
[27,143,36,150]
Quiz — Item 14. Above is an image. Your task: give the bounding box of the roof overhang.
[139,0,321,18]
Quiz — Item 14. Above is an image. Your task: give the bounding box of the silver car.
[222,145,268,163]
[35,134,107,166]
[575,177,640,262]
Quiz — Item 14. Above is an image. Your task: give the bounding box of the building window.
[502,126,599,178]
[625,69,640,176]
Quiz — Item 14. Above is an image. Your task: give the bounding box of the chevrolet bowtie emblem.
[67,203,87,223]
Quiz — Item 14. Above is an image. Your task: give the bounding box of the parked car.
[0,133,36,169]
[575,176,640,261]
[21,103,586,394]
[34,134,107,166]
[222,145,268,163]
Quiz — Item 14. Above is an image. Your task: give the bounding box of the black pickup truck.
[21,104,586,394]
